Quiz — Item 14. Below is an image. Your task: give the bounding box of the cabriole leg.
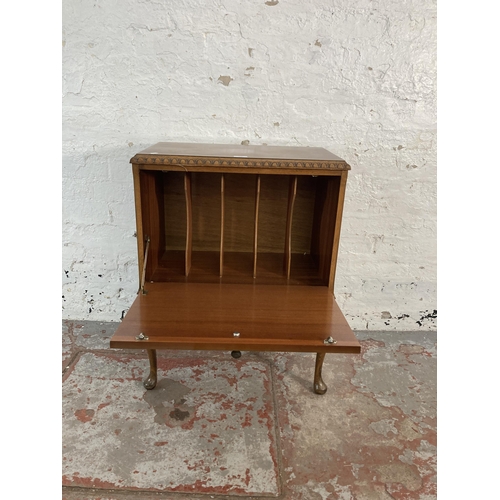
[144,349,157,390]
[314,352,327,395]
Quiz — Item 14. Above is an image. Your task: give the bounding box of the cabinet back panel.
[311,176,340,283]
[191,173,222,251]
[223,174,256,252]
[163,172,223,252]
[163,172,187,251]
[291,176,317,255]
[257,175,289,253]
[152,169,340,285]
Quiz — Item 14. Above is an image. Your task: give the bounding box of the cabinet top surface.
[132,142,349,170]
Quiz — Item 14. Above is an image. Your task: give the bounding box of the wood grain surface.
[110,282,360,353]
[136,142,345,161]
[115,143,357,359]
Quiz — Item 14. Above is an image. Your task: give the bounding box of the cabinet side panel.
[139,170,164,281]
[310,177,341,287]
[328,172,348,291]
[133,164,144,288]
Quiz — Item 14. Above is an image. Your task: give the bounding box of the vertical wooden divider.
[284,176,298,279]
[184,172,192,277]
[253,175,261,279]
[219,174,225,277]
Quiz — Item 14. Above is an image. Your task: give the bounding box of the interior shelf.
[151,250,325,285]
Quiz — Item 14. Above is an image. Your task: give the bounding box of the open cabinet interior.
[140,170,341,286]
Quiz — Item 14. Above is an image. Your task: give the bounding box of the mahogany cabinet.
[110,142,360,394]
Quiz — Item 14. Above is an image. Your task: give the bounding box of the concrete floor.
[62,320,436,500]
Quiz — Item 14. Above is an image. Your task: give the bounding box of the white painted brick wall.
[62,0,436,330]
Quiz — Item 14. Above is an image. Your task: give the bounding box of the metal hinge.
[323,336,337,345]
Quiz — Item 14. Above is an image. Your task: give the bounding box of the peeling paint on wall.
[217,75,233,86]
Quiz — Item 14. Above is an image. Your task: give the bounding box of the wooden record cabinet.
[110,142,360,394]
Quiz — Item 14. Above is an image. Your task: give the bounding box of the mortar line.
[266,354,287,499]
[62,351,81,376]
[63,483,279,499]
